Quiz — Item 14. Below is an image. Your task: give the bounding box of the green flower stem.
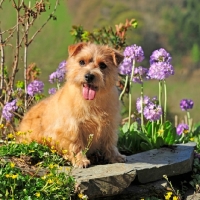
[140,82,144,131]
[179,132,185,142]
[163,80,167,123]
[119,75,129,101]
[128,59,135,129]
[57,82,61,90]
[158,80,163,125]
[152,121,154,143]
[11,179,16,200]
[187,111,192,131]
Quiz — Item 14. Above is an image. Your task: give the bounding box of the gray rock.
[71,164,136,199]
[60,142,196,199]
[184,189,200,200]
[127,142,196,183]
[91,180,168,200]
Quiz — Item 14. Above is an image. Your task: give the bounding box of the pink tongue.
[83,85,96,100]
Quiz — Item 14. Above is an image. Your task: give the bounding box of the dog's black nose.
[85,73,95,83]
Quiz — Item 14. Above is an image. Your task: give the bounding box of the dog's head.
[66,43,124,100]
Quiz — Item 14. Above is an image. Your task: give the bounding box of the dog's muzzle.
[85,73,95,83]
[83,73,97,100]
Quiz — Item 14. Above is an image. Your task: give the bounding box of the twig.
[0,28,5,91]
[8,0,21,99]
[23,1,30,111]
[27,0,60,46]
[0,28,5,125]
[0,0,5,9]
[0,25,17,35]
[3,27,17,44]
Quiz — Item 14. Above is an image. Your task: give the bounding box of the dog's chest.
[79,108,109,137]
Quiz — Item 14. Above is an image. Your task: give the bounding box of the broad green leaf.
[156,137,164,148]
[130,122,138,132]
[122,123,129,134]
[140,142,152,151]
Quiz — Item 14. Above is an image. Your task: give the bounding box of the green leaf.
[131,20,138,28]
[129,122,138,132]
[156,137,164,148]
[122,122,129,134]
[140,142,152,151]
[164,127,177,145]
[136,132,152,147]
[16,81,25,89]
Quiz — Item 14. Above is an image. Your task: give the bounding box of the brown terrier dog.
[18,43,126,168]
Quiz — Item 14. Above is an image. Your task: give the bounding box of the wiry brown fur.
[17,43,126,167]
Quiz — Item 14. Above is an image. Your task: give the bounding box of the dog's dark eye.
[99,62,107,70]
[79,60,85,66]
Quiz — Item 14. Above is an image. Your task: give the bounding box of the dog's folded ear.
[112,50,124,67]
[68,43,87,57]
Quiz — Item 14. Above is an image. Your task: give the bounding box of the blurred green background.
[0,0,200,123]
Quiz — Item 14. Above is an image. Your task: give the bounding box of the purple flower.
[150,48,172,65]
[2,99,18,121]
[180,99,194,111]
[132,66,148,84]
[152,96,158,103]
[147,62,174,80]
[148,48,174,80]
[49,61,67,83]
[123,45,145,62]
[27,80,44,96]
[136,95,151,113]
[143,102,162,121]
[176,123,189,135]
[136,95,162,121]
[118,57,132,75]
[119,44,145,75]
[48,88,57,95]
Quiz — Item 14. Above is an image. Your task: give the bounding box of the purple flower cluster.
[180,99,194,111]
[48,88,57,95]
[136,95,150,113]
[136,96,162,121]
[119,44,144,76]
[148,48,174,80]
[143,102,162,121]
[27,80,44,96]
[49,61,67,83]
[150,48,172,64]
[176,123,189,135]
[123,45,145,62]
[2,99,18,121]
[132,66,148,84]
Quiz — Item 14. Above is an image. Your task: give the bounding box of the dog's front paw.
[109,154,126,163]
[74,157,90,168]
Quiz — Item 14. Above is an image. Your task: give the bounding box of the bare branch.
[18,17,36,48]
[0,0,5,9]
[0,24,17,34]
[8,0,21,97]
[23,1,30,111]
[12,0,17,9]
[3,27,17,44]
[27,0,60,46]
[0,28,5,90]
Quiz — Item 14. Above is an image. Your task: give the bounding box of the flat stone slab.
[72,164,136,198]
[185,191,200,200]
[127,142,195,183]
[60,142,195,199]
